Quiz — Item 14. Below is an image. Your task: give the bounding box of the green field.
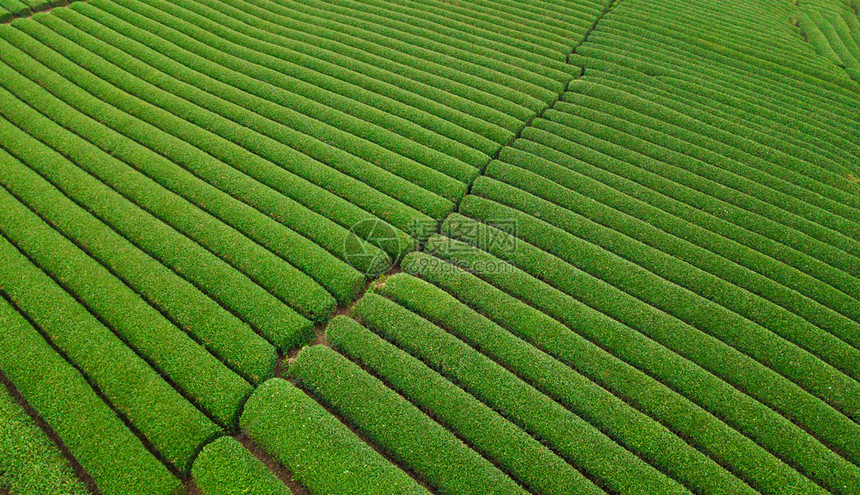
[0,0,858,493]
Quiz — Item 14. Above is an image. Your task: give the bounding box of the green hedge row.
[186,0,546,114]
[0,184,252,428]
[544,104,860,268]
[578,41,859,143]
[472,170,860,382]
[18,15,366,306]
[570,44,857,143]
[0,384,88,495]
[376,272,761,495]
[0,80,313,352]
[400,250,824,495]
[192,437,289,495]
[207,0,562,102]
[241,378,428,495]
[123,0,487,182]
[81,0,463,212]
[423,226,860,493]
[0,232,218,474]
[0,125,276,385]
[0,296,180,495]
[290,344,527,495]
[588,61,860,163]
[494,145,860,347]
[453,198,860,437]
[529,113,860,296]
[288,0,575,84]
[0,25,342,323]
[67,0,473,201]
[325,315,601,495]
[515,125,860,308]
[562,80,860,217]
[350,293,688,495]
[37,8,396,276]
[211,0,538,123]
[136,0,513,157]
[564,72,860,210]
[65,1,451,234]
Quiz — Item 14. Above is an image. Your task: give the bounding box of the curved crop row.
[0,232,218,474]
[471,171,860,380]
[514,126,860,306]
[191,437,290,495]
[14,15,367,304]
[421,232,860,494]
[0,126,277,385]
[449,201,860,449]
[0,28,339,323]
[400,249,824,495]
[325,315,601,495]
[351,292,689,495]
[376,271,764,495]
[0,296,180,495]
[290,344,528,495]
[0,382,88,495]
[493,146,860,346]
[241,378,428,495]
[0,85,313,351]
[0,184,252,428]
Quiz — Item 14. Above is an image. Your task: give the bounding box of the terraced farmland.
[0,0,858,493]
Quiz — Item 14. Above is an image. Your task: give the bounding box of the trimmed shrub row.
[451,199,860,442]
[0,383,88,495]
[18,14,367,305]
[0,81,313,351]
[493,146,860,347]
[350,292,688,495]
[241,378,428,495]
[289,344,528,495]
[0,232,219,474]
[515,125,860,307]
[122,0,503,167]
[544,104,860,269]
[376,272,759,495]
[325,315,601,495]
[423,229,860,493]
[562,81,860,219]
[211,0,539,122]
[0,184,252,428]
[0,296,181,495]
[191,437,289,495]
[0,27,337,323]
[36,8,397,276]
[401,250,825,495]
[81,0,463,211]
[472,170,860,381]
[53,1,447,238]
[0,125,277,385]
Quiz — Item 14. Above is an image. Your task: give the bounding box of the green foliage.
[350,292,689,495]
[0,75,314,351]
[0,296,180,495]
[192,437,289,495]
[289,344,527,495]
[325,315,601,495]
[0,182,252,429]
[420,232,860,494]
[241,378,427,495]
[0,149,277,385]
[0,386,88,495]
[0,233,220,474]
